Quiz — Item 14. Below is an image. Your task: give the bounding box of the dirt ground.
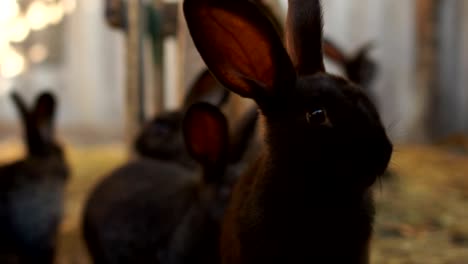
[1,136,468,264]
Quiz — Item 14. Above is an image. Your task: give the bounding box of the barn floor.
[1,136,468,264]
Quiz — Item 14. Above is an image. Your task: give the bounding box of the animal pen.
[0,0,467,263]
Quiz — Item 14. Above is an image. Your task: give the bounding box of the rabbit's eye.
[306,108,332,127]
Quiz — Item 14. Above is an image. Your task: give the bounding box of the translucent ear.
[251,0,285,40]
[184,0,296,103]
[183,103,229,184]
[285,0,325,76]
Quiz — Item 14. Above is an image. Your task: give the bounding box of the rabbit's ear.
[354,42,374,59]
[10,91,30,125]
[31,92,56,145]
[323,38,347,64]
[286,0,325,75]
[183,102,229,184]
[184,0,296,103]
[183,69,230,108]
[229,105,259,163]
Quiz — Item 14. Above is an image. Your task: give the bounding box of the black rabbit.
[184,0,393,263]
[0,91,69,264]
[134,68,229,168]
[83,102,251,264]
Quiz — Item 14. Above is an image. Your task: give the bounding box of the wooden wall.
[435,0,468,139]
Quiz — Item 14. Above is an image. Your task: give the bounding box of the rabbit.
[0,91,69,264]
[324,38,377,91]
[184,0,393,263]
[83,102,252,264]
[134,68,229,168]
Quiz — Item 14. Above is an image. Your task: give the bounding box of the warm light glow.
[63,0,77,14]
[8,16,31,43]
[28,43,49,64]
[0,47,26,78]
[0,0,19,25]
[26,1,49,31]
[0,39,13,62]
[48,3,65,25]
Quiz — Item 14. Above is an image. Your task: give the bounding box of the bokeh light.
[26,1,49,31]
[8,16,31,43]
[0,46,26,79]
[0,0,19,25]
[0,0,75,78]
[48,3,65,25]
[63,0,77,15]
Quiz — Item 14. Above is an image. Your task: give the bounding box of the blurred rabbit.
[324,38,377,90]
[134,69,229,168]
[83,102,248,264]
[0,91,69,264]
[184,0,392,263]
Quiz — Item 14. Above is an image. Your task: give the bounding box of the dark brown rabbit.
[83,102,250,264]
[134,68,229,168]
[184,0,392,263]
[324,38,377,90]
[0,91,69,264]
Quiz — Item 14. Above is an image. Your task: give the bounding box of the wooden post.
[434,0,465,138]
[176,1,188,106]
[152,0,165,114]
[413,0,437,142]
[126,0,145,149]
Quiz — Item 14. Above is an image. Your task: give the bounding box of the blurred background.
[0,0,468,263]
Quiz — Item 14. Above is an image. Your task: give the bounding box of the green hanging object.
[145,5,163,67]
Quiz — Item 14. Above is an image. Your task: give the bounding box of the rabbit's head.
[134,111,186,162]
[134,69,229,165]
[11,91,62,158]
[184,0,392,189]
[161,102,230,264]
[183,102,230,219]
